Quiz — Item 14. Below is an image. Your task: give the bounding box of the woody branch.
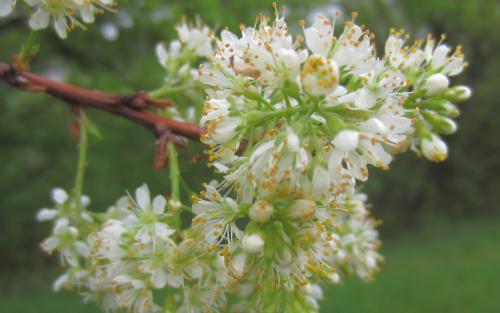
[0,61,206,168]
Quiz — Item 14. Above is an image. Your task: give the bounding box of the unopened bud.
[242,234,265,254]
[36,208,58,222]
[448,85,472,102]
[274,246,294,267]
[422,111,457,135]
[424,73,449,96]
[421,135,448,162]
[288,199,316,220]
[248,200,274,223]
[422,100,460,118]
[332,130,359,151]
[229,253,247,278]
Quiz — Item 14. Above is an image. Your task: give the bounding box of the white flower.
[24,0,116,39]
[124,184,175,244]
[303,16,333,57]
[301,54,339,96]
[41,217,89,267]
[425,39,466,76]
[421,135,448,162]
[176,20,214,57]
[201,98,242,144]
[112,275,160,313]
[156,40,181,68]
[333,22,375,75]
[90,219,126,260]
[0,0,15,17]
[192,184,242,245]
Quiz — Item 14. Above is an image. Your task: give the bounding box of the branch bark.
[0,62,206,168]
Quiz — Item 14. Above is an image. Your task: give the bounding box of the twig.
[0,61,206,168]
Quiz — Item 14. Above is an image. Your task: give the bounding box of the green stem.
[167,141,182,229]
[73,111,89,217]
[19,30,39,64]
[149,82,197,99]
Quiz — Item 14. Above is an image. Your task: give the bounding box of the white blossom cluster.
[192,7,470,312]
[154,18,214,123]
[38,184,238,313]
[36,7,471,313]
[0,0,116,38]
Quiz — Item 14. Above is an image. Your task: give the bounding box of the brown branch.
[0,61,206,168]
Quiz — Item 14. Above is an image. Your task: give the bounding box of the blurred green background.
[0,0,499,312]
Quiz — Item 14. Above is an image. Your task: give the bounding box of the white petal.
[152,195,166,214]
[51,188,68,205]
[167,273,183,288]
[0,0,15,17]
[135,184,151,211]
[312,166,330,198]
[80,5,95,24]
[154,222,175,240]
[80,195,91,207]
[151,269,168,288]
[135,226,152,244]
[332,130,359,151]
[36,208,58,221]
[53,273,69,291]
[41,236,60,252]
[53,16,68,39]
[155,43,169,66]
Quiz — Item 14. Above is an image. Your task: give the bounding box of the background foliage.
[0,0,498,311]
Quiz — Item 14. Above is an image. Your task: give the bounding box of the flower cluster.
[39,184,237,313]
[153,18,215,123]
[191,7,470,312]
[36,7,471,313]
[0,0,116,38]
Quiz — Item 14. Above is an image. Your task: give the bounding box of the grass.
[1,218,499,313]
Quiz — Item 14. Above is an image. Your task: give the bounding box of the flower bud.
[301,54,339,96]
[288,199,316,220]
[248,200,274,223]
[332,130,359,151]
[328,272,341,284]
[229,253,247,278]
[424,73,449,96]
[36,208,58,222]
[422,100,460,118]
[274,246,294,267]
[448,85,472,102]
[242,234,265,254]
[421,111,458,135]
[421,135,448,162]
[303,283,324,299]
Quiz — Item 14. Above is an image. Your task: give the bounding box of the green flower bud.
[445,85,472,103]
[421,99,460,118]
[421,110,457,135]
[287,199,316,221]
